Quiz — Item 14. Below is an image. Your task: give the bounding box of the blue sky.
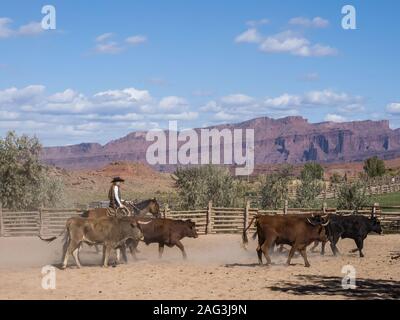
[0,0,399,146]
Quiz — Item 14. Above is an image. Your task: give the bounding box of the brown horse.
[81,198,161,219]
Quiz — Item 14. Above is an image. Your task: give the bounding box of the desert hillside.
[49,162,175,207]
[48,156,400,208]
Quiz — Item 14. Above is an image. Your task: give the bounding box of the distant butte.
[41,116,400,171]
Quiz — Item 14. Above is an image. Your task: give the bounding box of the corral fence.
[164,201,400,234]
[1,202,400,237]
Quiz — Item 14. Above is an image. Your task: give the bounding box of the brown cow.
[278,213,329,255]
[122,218,198,261]
[243,214,329,267]
[41,216,144,269]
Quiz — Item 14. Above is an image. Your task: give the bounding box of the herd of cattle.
[41,210,382,269]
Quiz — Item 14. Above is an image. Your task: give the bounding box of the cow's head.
[126,219,144,241]
[184,219,198,238]
[369,215,383,234]
[307,214,330,241]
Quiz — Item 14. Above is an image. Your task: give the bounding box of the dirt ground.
[0,234,399,300]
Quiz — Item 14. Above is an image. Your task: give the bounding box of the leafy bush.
[336,180,369,211]
[259,165,293,209]
[0,131,65,210]
[294,163,324,208]
[172,165,244,209]
[363,156,386,178]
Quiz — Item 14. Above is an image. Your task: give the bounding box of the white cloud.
[159,96,188,111]
[0,85,372,145]
[95,41,123,54]
[235,28,262,44]
[0,85,45,106]
[199,100,222,112]
[163,111,199,121]
[338,103,365,114]
[0,18,13,38]
[18,22,44,36]
[125,35,147,45]
[94,88,152,104]
[386,103,400,114]
[235,19,337,57]
[93,33,147,54]
[324,114,347,123]
[264,94,302,109]
[96,33,114,42]
[304,90,360,105]
[214,111,239,121]
[220,94,254,105]
[289,17,329,28]
[259,31,337,57]
[0,110,19,120]
[48,89,80,103]
[0,17,44,38]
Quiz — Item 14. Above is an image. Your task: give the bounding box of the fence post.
[0,202,4,237]
[163,204,169,219]
[372,202,379,216]
[39,207,43,237]
[244,200,250,232]
[284,200,288,215]
[206,201,213,234]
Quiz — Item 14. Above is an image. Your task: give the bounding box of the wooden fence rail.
[1,202,400,237]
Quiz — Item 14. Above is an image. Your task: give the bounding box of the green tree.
[260,165,293,209]
[329,173,344,184]
[337,180,369,211]
[295,163,324,208]
[172,165,243,209]
[300,162,324,181]
[363,156,386,178]
[0,131,65,209]
[295,179,323,208]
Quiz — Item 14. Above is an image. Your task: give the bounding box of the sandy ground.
[0,234,399,300]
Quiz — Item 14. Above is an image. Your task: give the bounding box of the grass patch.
[369,192,400,207]
[324,192,400,211]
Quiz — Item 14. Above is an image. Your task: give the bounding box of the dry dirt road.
[0,234,399,300]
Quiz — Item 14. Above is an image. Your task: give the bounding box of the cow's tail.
[242,215,259,248]
[80,210,89,218]
[39,226,67,243]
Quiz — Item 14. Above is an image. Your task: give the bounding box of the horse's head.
[148,198,161,218]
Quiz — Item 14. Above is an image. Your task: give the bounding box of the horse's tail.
[242,215,259,248]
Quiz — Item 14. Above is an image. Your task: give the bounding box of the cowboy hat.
[111,176,125,183]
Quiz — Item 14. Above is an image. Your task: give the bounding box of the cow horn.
[311,213,315,217]
[321,220,330,227]
[137,220,151,225]
[307,218,316,226]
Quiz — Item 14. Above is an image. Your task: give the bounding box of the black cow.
[326,214,382,257]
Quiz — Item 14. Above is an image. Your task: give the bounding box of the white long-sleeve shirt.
[114,185,124,207]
